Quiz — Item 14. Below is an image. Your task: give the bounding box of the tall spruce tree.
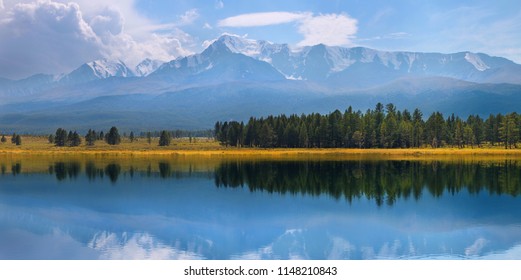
[159,130,171,146]
[105,127,121,145]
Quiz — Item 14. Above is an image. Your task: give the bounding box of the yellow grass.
[2,136,521,175]
[2,136,521,161]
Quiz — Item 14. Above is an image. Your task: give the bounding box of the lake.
[1,154,521,259]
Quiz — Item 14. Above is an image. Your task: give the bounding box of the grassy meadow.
[2,135,521,160]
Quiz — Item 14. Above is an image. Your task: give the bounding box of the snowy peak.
[134,59,165,77]
[86,59,134,79]
[58,59,134,85]
[218,34,263,56]
[465,52,490,71]
[212,34,291,63]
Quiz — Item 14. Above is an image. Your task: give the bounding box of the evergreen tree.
[105,127,121,145]
[69,131,81,147]
[499,113,519,149]
[298,123,309,148]
[159,130,171,146]
[55,128,68,147]
[15,135,21,146]
[48,134,55,144]
[454,118,465,148]
[425,112,445,148]
[11,133,16,144]
[259,123,275,148]
[463,124,475,148]
[352,130,363,148]
[147,132,152,144]
[85,129,96,146]
[412,109,424,147]
[129,131,135,143]
[1,135,6,143]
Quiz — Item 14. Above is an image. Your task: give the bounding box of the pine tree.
[159,130,171,146]
[147,132,152,144]
[0,135,6,143]
[129,131,135,143]
[70,131,81,147]
[105,127,121,145]
[55,128,68,147]
[85,129,96,146]
[15,135,22,146]
[48,134,55,144]
[499,114,519,149]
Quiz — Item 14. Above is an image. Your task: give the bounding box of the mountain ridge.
[1,34,521,132]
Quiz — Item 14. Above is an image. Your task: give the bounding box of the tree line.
[0,133,22,146]
[50,127,173,147]
[215,103,521,149]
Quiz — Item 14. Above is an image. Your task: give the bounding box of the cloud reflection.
[88,231,203,260]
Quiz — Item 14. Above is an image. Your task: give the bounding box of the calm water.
[1,155,521,259]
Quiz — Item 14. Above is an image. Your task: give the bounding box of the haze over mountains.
[1,34,521,133]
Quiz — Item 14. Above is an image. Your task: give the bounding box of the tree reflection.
[105,164,121,184]
[159,162,171,178]
[85,161,104,181]
[214,160,521,206]
[52,162,80,181]
[11,163,21,176]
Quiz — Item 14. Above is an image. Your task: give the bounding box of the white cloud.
[297,13,358,47]
[178,8,199,26]
[89,6,124,37]
[0,1,102,79]
[0,0,194,79]
[203,22,212,29]
[218,12,310,27]
[0,0,4,10]
[218,11,358,47]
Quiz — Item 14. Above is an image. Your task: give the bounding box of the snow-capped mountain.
[59,59,135,85]
[134,59,165,77]
[148,37,285,84]
[211,34,521,86]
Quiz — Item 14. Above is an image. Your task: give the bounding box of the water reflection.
[11,163,21,175]
[2,158,521,205]
[214,160,521,205]
[52,162,81,181]
[2,155,521,259]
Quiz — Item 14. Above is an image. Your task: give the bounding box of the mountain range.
[1,34,521,133]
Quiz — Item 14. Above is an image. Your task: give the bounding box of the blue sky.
[0,0,520,79]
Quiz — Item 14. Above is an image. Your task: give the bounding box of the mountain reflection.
[214,160,521,206]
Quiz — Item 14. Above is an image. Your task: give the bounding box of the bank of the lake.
[2,136,521,160]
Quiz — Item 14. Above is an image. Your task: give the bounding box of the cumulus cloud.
[0,1,102,79]
[89,6,124,37]
[218,11,358,47]
[0,0,193,79]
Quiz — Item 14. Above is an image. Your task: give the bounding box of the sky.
[0,0,520,79]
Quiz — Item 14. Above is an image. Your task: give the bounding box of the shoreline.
[2,147,521,157]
